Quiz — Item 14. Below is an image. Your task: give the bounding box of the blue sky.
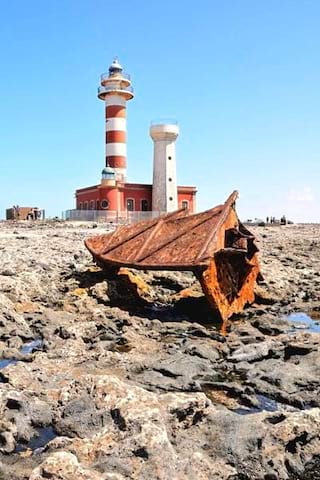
[0,0,319,221]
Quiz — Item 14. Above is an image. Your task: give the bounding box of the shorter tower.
[150,123,179,212]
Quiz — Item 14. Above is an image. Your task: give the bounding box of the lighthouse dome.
[109,58,123,75]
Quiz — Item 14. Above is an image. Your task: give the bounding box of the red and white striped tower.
[98,58,134,182]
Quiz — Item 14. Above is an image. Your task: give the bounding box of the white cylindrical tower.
[150,123,179,213]
[98,58,134,182]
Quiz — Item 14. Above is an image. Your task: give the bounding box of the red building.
[75,59,196,216]
[76,181,196,213]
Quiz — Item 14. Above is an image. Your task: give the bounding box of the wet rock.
[284,341,316,360]
[252,315,291,336]
[0,347,24,361]
[135,369,200,393]
[153,352,213,382]
[0,390,52,452]
[228,341,281,363]
[183,340,221,362]
[243,342,320,408]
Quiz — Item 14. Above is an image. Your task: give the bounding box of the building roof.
[76,182,196,194]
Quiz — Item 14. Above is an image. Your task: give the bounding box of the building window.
[79,202,82,210]
[96,200,100,210]
[168,156,172,160]
[141,199,149,211]
[90,200,94,210]
[84,202,88,210]
[101,199,109,210]
[169,196,173,201]
[168,178,172,182]
[182,200,189,209]
[126,199,134,211]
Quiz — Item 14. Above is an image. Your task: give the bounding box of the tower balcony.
[150,121,179,141]
[97,84,134,100]
[101,71,131,82]
[100,72,131,88]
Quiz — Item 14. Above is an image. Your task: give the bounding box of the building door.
[127,199,134,211]
[141,199,149,211]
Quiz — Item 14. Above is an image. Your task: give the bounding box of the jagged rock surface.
[0,221,319,479]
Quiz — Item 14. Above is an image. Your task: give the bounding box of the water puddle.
[287,312,320,333]
[201,382,279,414]
[0,358,17,369]
[20,339,43,354]
[142,303,177,321]
[234,394,278,415]
[201,384,239,409]
[0,338,43,371]
[149,303,171,312]
[15,426,57,454]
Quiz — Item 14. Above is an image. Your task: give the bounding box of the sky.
[0,0,319,222]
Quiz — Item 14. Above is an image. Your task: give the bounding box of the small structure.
[85,191,260,322]
[150,123,179,212]
[74,58,197,217]
[6,206,45,221]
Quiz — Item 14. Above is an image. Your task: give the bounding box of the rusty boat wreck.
[85,191,260,322]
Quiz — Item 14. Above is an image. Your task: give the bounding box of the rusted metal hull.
[85,191,260,321]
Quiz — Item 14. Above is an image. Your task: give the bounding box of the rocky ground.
[0,220,319,480]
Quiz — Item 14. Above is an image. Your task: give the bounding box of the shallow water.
[15,426,57,453]
[0,358,17,369]
[20,338,43,354]
[235,394,278,415]
[288,312,320,333]
[0,338,43,371]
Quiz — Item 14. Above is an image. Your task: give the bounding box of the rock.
[153,352,213,382]
[255,284,280,304]
[0,222,320,479]
[90,280,110,304]
[0,389,53,452]
[56,375,217,479]
[55,393,111,438]
[243,340,320,408]
[252,315,291,336]
[29,452,106,480]
[0,293,33,340]
[228,342,277,363]
[284,341,316,359]
[183,341,221,362]
[0,420,17,453]
[180,452,237,479]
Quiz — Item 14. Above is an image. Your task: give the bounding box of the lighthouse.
[74,58,197,217]
[97,58,134,182]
